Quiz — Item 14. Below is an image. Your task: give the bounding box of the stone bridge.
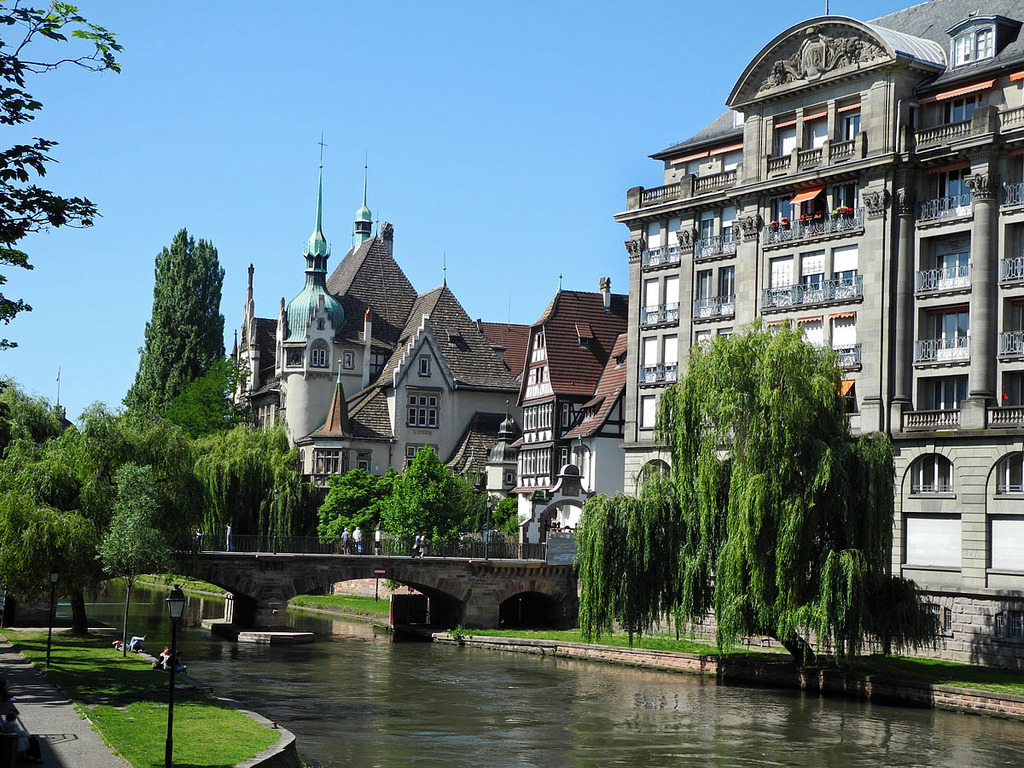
[180,551,578,631]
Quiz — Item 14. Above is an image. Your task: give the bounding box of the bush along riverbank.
[431,630,1024,721]
[2,629,298,768]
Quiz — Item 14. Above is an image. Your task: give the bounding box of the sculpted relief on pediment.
[757,28,887,93]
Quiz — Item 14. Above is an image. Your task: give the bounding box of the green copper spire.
[354,160,372,246]
[304,163,329,260]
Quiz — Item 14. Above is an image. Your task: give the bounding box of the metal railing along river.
[194,533,551,560]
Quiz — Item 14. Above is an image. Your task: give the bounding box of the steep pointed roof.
[380,284,521,391]
[445,412,509,475]
[326,235,418,347]
[564,333,628,440]
[310,368,350,438]
[478,321,531,381]
[525,289,628,398]
[346,386,394,439]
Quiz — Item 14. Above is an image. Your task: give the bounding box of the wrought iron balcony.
[1002,256,1024,282]
[642,246,681,269]
[694,233,737,260]
[762,276,863,309]
[914,336,970,363]
[641,303,680,326]
[1004,182,1024,207]
[693,295,736,319]
[764,208,864,244]
[639,364,677,385]
[916,263,971,293]
[917,192,972,222]
[833,343,862,369]
[1000,330,1024,357]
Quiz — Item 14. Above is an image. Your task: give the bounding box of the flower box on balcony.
[831,206,854,218]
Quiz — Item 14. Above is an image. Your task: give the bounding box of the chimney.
[599,276,611,311]
[361,308,373,388]
[381,221,394,254]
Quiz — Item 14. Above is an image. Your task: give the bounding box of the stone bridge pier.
[181,553,578,631]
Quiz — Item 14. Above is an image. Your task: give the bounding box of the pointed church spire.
[312,362,351,437]
[354,155,373,247]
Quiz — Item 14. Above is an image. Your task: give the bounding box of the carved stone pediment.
[729,22,893,108]
[624,237,646,261]
[965,173,998,201]
[676,228,698,252]
[864,190,888,219]
[739,215,761,242]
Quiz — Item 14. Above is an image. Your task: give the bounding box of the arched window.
[995,452,1024,495]
[638,459,670,490]
[310,340,329,368]
[910,454,953,494]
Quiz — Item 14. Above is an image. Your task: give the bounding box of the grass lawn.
[4,630,278,768]
[289,593,390,615]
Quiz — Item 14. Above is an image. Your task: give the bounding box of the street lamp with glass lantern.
[164,585,186,768]
[45,571,58,668]
[272,487,280,554]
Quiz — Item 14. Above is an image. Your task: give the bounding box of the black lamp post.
[45,571,58,668]
[164,585,186,768]
[272,488,280,554]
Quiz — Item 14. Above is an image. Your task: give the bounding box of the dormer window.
[953,26,994,65]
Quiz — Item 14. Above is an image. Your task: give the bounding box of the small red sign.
[373,568,386,576]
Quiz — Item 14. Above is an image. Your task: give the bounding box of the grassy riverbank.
[3,629,278,768]
[289,594,390,615]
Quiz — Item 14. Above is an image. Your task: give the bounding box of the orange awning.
[765,319,788,327]
[924,161,970,175]
[1010,71,1024,82]
[708,142,743,156]
[919,79,995,104]
[839,380,855,396]
[831,311,856,320]
[1010,148,1024,158]
[775,118,797,129]
[671,150,709,165]
[803,110,828,121]
[837,102,861,113]
[791,185,825,204]
[797,315,822,324]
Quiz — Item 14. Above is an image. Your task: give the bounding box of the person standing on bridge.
[374,523,383,555]
[353,526,363,555]
[341,527,351,554]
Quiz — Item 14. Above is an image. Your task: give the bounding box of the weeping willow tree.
[193,424,313,537]
[577,323,935,664]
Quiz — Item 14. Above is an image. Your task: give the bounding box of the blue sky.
[3,0,906,420]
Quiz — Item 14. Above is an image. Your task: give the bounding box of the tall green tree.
[164,358,249,438]
[317,468,394,542]
[124,228,225,415]
[380,447,475,541]
[100,463,171,656]
[0,4,120,349]
[576,324,935,664]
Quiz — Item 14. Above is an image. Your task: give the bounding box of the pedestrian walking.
[374,523,383,555]
[412,532,420,557]
[341,527,351,555]
[353,526,363,555]
[226,524,232,552]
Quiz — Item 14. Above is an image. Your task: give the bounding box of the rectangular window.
[699,211,715,242]
[991,517,1024,571]
[997,610,1024,638]
[943,96,980,124]
[644,278,659,310]
[721,206,737,242]
[776,124,797,155]
[343,351,355,369]
[831,314,857,348]
[418,356,431,376]
[642,336,658,366]
[937,308,969,341]
[905,515,961,568]
[646,221,662,248]
[665,275,680,307]
[975,28,994,60]
[806,117,827,149]
[356,452,371,471]
[695,330,712,346]
[718,266,735,298]
[801,319,825,347]
[841,111,860,141]
[832,245,859,284]
[800,252,825,288]
[286,348,303,368]
[663,335,678,366]
[696,269,713,300]
[640,395,657,429]
[561,402,573,428]
[770,256,793,288]
[931,376,968,410]
[407,394,439,428]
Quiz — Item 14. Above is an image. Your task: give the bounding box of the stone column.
[962,170,999,429]
[891,187,915,430]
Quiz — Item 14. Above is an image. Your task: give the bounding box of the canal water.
[80,582,1024,768]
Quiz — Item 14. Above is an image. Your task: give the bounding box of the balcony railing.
[695,233,737,260]
[639,363,677,385]
[693,295,736,319]
[797,147,822,167]
[764,209,864,244]
[917,193,972,222]
[903,409,960,430]
[639,183,681,207]
[1001,256,1024,282]
[916,263,971,293]
[693,169,737,194]
[915,119,971,148]
[1004,182,1024,207]
[829,139,855,161]
[1000,330,1024,357]
[762,276,863,308]
[833,343,862,369]
[641,303,680,326]
[1001,106,1024,131]
[767,155,790,173]
[989,406,1024,428]
[642,246,681,269]
[914,336,970,363]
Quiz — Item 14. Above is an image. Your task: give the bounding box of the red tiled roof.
[564,334,627,440]
[478,321,531,381]
[522,290,628,400]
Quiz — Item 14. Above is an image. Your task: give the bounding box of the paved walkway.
[0,631,128,768]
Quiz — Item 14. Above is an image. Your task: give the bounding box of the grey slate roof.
[653,111,743,160]
[325,236,418,348]
[347,387,394,440]
[445,412,508,476]
[380,284,522,392]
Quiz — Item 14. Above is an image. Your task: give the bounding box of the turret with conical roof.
[284,165,346,341]
[353,165,372,246]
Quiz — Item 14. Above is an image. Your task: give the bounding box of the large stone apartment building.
[617,0,1024,664]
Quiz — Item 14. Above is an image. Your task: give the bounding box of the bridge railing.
[195,533,555,561]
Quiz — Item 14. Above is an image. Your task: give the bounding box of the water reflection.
[84,582,1024,768]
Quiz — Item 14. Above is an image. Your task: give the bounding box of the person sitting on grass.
[126,635,146,652]
[2,710,42,763]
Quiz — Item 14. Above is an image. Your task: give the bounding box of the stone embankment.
[433,633,1024,721]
